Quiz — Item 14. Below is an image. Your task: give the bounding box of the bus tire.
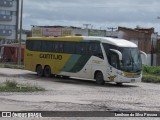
[44,66,51,77]
[36,65,43,77]
[95,72,105,85]
[116,82,123,86]
[62,76,70,79]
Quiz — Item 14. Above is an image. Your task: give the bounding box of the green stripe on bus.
[62,55,91,73]
[61,54,81,72]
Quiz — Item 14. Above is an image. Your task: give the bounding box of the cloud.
[23,0,160,32]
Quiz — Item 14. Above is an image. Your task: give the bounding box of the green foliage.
[0,80,45,92]
[142,74,160,83]
[5,80,17,88]
[142,66,160,83]
[0,63,24,69]
[143,66,160,75]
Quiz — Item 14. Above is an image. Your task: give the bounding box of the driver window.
[110,54,117,68]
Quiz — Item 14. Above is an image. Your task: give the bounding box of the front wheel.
[62,76,70,79]
[116,82,123,86]
[95,72,105,85]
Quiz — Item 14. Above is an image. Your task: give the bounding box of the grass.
[142,66,160,83]
[0,63,24,69]
[0,80,45,92]
[142,73,160,83]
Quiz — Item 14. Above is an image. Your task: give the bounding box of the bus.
[24,36,146,85]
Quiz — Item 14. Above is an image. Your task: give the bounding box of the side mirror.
[110,49,122,60]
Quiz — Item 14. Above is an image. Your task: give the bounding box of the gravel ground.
[0,68,160,120]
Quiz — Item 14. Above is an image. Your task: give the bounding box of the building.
[118,26,157,66]
[31,26,106,37]
[0,0,19,44]
[0,43,24,63]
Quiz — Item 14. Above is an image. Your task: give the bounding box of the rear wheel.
[36,65,43,77]
[116,82,123,86]
[44,66,51,77]
[95,72,105,85]
[62,76,70,79]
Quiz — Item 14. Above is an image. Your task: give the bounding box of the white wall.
[151,33,158,47]
[106,31,118,37]
[72,28,88,36]
[141,54,157,66]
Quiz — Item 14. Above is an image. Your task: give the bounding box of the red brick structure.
[118,27,154,54]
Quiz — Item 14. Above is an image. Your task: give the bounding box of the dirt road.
[0,68,160,119]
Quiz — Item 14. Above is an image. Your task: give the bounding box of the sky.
[23,0,160,33]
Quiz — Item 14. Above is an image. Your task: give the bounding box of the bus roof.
[27,36,137,48]
[83,36,137,48]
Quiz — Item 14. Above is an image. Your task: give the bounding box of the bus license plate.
[131,79,135,82]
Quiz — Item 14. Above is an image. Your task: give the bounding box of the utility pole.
[16,0,19,42]
[107,27,117,37]
[107,27,117,31]
[83,24,91,29]
[18,0,23,65]
[83,24,91,36]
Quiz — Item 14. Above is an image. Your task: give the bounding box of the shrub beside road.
[142,66,160,83]
[0,63,24,69]
[0,80,45,92]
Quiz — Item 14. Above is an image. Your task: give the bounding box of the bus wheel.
[62,76,70,79]
[116,82,123,86]
[36,65,43,77]
[95,72,105,85]
[44,66,51,77]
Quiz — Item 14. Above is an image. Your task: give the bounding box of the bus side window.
[32,40,41,51]
[88,43,96,54]
[76,42,88,54]
[63,42,76,54]
[108,52,120,69]
[59,42,63,53]
[41,41,53,52]
[26,40,32,50]
[89,43,103,59]
[110,54,118,68]
[53,42,64,53]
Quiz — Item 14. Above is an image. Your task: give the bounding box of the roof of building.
[118,26,154,34]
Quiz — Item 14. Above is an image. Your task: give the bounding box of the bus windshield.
[120,47,142,72]
[103,43,142,72]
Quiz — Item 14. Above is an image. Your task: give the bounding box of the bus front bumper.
[114,74,142,83]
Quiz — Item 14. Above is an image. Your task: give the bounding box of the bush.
[0,63,24,69]
[142,66,160,83]
[5,80,17,88]
[143,66,160,75]
[0,80,45,92]
[142,74,160,83]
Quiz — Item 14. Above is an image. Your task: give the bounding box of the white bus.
[25,36,146,85]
